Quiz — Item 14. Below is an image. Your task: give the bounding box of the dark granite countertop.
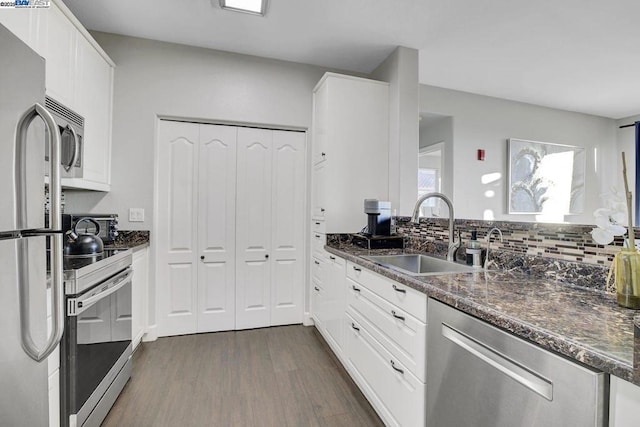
[104,230,150,252]
[325,243,640,386]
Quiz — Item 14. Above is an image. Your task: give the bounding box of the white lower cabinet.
[345,310,426,427]
[311,278,326,330]
[311,257,427,426]
[346,277,426,381]
[324,254,346,353]
[311,252,346,356]
[132,247,149,350]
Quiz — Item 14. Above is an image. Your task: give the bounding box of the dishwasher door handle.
[441,322,553,401]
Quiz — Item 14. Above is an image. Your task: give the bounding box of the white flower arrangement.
[591,187,629,245]
[591,153,635,249]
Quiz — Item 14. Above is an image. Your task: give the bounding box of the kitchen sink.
[363,254,475,276]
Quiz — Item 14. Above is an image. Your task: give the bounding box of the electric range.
[57,248,133,427]
[61,248,132,295]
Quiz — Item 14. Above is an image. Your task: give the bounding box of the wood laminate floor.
[102,325,384,427]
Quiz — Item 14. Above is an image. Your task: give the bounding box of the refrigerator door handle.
[16,103,64,362]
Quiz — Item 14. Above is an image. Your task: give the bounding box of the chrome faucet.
[484,227,504,270]
[411,192,460,262]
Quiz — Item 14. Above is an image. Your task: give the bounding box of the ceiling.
[64,0,640,119]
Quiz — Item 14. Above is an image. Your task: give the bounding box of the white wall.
[371,47,420,216]
[420,85,618,223]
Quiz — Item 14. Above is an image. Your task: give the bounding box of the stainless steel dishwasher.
[427,299,608,427]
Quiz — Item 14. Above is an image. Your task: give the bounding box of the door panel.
[157,120,199,336]
[271,131,306,325]
[236,128,272,329]
[272,258,295,308]
[200,262,231,312]
[168,263,195,314]
[168,139,196,251]
[197,124,237,332]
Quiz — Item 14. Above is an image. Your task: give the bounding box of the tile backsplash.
[396,217,629,266]
[393,217,635,293]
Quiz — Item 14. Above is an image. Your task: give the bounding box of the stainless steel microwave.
[44,96,83,179]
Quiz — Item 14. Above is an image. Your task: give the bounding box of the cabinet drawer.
[312,219,326,235]
[311,279,325,329]
[347,262,426,323]
[347,279,426,381]
[312,232,326,258]
[345,311,426,427]
[312,256,326,283]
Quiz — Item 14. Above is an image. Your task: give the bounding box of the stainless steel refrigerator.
[0,24,65,426]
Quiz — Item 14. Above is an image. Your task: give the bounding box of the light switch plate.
[129,208,145,222]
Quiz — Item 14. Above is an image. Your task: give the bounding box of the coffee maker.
[352,199,403,249]
[364,199,391,236]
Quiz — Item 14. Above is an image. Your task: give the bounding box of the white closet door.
[235,128,273,330]
[197,124,237,333]
[270,131,306,325]
[156,120,199,336]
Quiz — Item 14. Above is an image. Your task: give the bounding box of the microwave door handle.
[15,103,64,362]
[64,124,79,172]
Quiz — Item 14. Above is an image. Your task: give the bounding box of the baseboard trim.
[142,324,158,342]
[303,312,314,326]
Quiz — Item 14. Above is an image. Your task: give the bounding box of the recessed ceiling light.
[219,0,267,16]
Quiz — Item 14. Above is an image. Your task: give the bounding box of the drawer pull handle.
[391,310,405,321]
[352,285,361,292]
[353,266,362,272]
[320,208,325,212]
[315,222,321,225]
[315,234,321,238]
[390,360,404,374]
[314,286,320,291]
[314,260,320,265]
[329,256,336,260]
[351,323,360,332]
[392,284,406,294]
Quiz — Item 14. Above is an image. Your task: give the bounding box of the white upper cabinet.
[75,34,113,187]
[311,73,389,233]
[42,3,76,109]
[0,0,114,191]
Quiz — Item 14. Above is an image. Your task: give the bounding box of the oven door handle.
[68,268,133,316]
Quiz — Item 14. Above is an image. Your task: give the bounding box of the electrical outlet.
[129,208,145,222]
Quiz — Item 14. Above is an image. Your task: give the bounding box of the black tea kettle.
[64,217,105,256]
